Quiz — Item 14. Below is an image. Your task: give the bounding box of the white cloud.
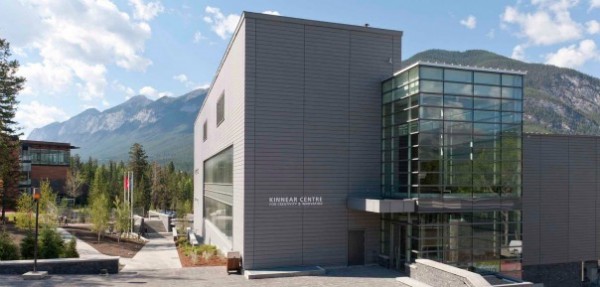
[195,83,210,90]
[486,29,496,39]
[587,20,600,34]
[129,0,164,21]
[114,81,135,99]
[193,31,206,43]
[460,15,477,29]
[512,44,527,61]
[173,74,188,83]
[173,73,200,88]
[138,86,172,99]
[501,1,582,45]
[204,6,240,39]
[263,10,281,16]
[9,0,154,101]
[16,100,69,137]
[590,0,600,10]
[545,39,599,68]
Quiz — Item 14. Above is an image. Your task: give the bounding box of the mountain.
[28,50,600,170]
[28,89,207,171]
[404,49,600,134]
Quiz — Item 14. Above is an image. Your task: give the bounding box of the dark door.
[348,230,365,265]
[391,223,407,270]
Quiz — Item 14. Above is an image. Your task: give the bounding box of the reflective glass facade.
[29,148,70,166]
[381,63,523,276]
[203,146,233,239]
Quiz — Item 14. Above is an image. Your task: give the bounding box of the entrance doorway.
[348,230,365,265]
[390,223,408,271]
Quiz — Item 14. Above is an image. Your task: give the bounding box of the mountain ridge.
[28,89,207,171]
[404,49,600,135]
[28,49,600,171]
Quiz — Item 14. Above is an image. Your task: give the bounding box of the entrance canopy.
[347,198,416,213]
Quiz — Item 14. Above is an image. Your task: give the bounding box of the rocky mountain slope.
[28,50,600,171]
[404,49,600,134]
[28,89,207,171]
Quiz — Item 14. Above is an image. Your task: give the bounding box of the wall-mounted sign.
[268,196,323,207]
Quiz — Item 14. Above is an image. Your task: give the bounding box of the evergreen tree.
[128,143,150,216]
[0,228,19,260]
[0,38,24,221]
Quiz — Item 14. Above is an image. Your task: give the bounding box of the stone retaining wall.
[0,257,119,274]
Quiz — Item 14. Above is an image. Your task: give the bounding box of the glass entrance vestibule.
[380,211,522,278]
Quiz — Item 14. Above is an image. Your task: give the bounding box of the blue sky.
[1,0,599,137]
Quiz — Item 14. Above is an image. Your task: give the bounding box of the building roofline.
[195,11,404,125]
[391,61,528,78]
[21,140,79,149]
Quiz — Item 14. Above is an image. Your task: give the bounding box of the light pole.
[33,187,40,272]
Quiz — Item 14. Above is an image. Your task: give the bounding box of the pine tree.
[128,143,150,216]
[0,38,24,221]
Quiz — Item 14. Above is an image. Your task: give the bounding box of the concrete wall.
[523,134,600,286]
[523,262,581,287]
[0,257,119,274]
[242,13,401,269]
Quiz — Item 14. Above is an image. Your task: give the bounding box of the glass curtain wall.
[203,146,233,239]
[29,148,70,165]
[381,64,523,277]
[381,65,523,200]
[381,211,522,277]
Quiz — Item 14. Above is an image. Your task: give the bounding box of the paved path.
[1,265,403,287]
[57,227,109,259]
[121,232,181,271]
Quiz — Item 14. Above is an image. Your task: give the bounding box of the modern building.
[194,12,592,287]
[19,140,77,196]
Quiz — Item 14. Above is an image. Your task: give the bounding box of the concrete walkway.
[57,227,109,259]
[121,232,182,271]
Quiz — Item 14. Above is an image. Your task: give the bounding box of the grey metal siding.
[194,20,246,255]
[523,134,599,266]
[243,15,401,269]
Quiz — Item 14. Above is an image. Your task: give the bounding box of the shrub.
[39,228,64,259]
[62,237,79,258]
[20,231,36,259]
[0,229,19,260]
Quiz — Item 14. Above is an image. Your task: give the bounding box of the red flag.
[124,175,129,190]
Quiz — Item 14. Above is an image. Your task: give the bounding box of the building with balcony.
[20,140,77,196]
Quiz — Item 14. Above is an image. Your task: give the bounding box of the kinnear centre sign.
[268,196,323,207]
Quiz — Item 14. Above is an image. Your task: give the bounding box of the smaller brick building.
[20,140,77,196]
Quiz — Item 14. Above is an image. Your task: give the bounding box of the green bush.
[0,229,20,260]
[62,237,79,258]
[39,228,64,259]
[20,231,36,259]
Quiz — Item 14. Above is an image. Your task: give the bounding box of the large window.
[382,64,523,199]
[29,148,70,165]
[217,93,225,126]
[203,146,233,239]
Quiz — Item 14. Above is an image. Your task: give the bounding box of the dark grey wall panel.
[524,134,600,266]
[522,135,540,265]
